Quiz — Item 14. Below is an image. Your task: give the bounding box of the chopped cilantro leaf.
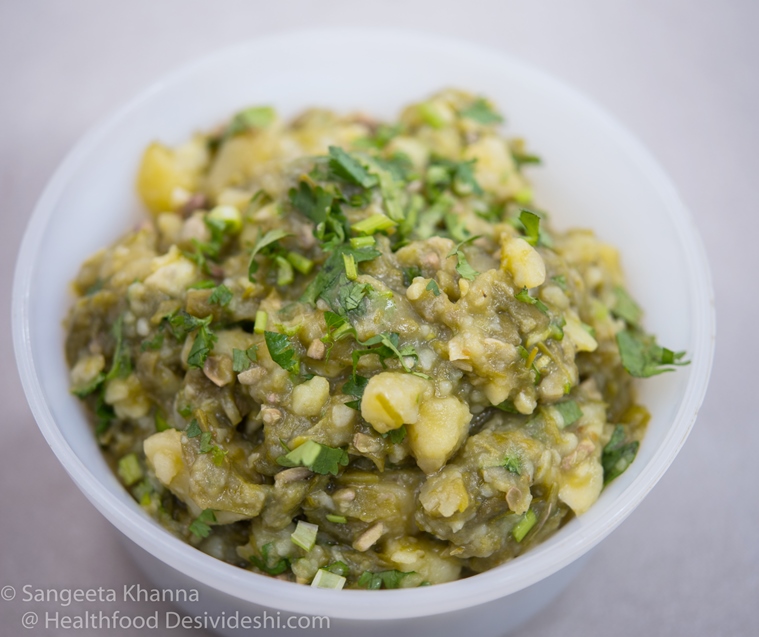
[515,287,549,314]
[602,425,639,484]
[301,246,380,313]
[248,229,291,280]
[276,439,349,476]
[105,314,132,380]
[452,159,483,196]
[289,181,334,225]
[552,275,568,290]
[166,310,212,340]
[616,329,688,378]
[325,560,350,575]
[71,371,106,398]
[460,98,504,125]
[494,399,519,413]
[357,570,414,590]
[512,150,542,168]
[519,209,541,246]
[199,431,214,453]
[189,509,217,539]
[611,286,643,326]
[402,266,422,287]
[250,542,290,575]
[328,146,378,188]
[188,279,217,290]
[224,106,275,138]
[186,419,201,438]
[208,284,233,306]
[352,332,423,376]
[553,400,583,427]
[426,279,441,296]
[140,332,164,351]
[446,236,481,281]
[342,374,368,410]
[264,331,299,374]
[502,454,522,475]
[94,389,115,435]
[187,324,217,368]
[386,425,407,444]
[232,346,258,372]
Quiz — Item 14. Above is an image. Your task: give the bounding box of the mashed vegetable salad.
[66,90,686,589]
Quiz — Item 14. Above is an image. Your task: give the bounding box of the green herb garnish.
[512,508,537,542]
[515,287,549,315]
[208,284,233,306]
[189,509,216,539]
[342,374,369,410]
[186,419,201,438]
[187,323,217,368]
[460,98,504,125]
[357,570,414,590]
[248,229,291,281]
[426,279,441,296]
[232,346,258,372]
[276,439,349,476]
[602,425,639,484]
[553,400,583,427]
[264,331,299,374]
[519,209,541,246]
[328,146,378,188]
[224,106,275,138]
[611,286,642,326]
[616,329,688,378]
[502,454,522,475]
[447,235,480,281]
[250,542,290,576]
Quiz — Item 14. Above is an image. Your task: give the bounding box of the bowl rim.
[12,27,715,620]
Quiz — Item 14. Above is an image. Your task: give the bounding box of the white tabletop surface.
[2,1,757,635]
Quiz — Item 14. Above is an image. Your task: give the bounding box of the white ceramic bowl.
[12,29,714,637]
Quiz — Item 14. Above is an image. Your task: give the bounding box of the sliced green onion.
[350,235,376,249]
[254,310,268,334]
[286,251,314,275]
[207,205,242,234]
[117,453,143,486]
[326,514,347,524]
[351,214,397,235]
[310,568,346,590]
[343,253,358,281]
[291,520,318,551]
[512,508,537,542]
[275,255,294,286]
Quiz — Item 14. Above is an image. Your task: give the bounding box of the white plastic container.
[12,29,714,637]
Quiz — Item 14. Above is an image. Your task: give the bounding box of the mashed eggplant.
[66,90,686,589]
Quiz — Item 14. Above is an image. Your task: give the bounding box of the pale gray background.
[1,1,757,636]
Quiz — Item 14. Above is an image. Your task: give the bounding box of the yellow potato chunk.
[137,142,194,213]
[383,537,461,584]
[290,376,331,417]
[143,429,184,486]
[360,372,433,434]
[500,236,546,289]
[407,397,472,474]
[558,456,603,515]
[143,246,199,297]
